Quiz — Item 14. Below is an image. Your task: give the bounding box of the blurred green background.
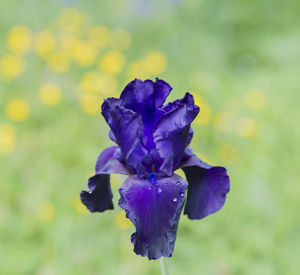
[1,0,299,274]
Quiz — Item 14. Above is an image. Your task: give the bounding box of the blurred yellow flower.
[87,25,111,49]
[217,143,238,163]
[73,196,88,215]
[235,117,258,138]
[194,95,212,125]
[143,51,167,75]
[114,211,132,230]
[99,50,125,74]
[34,30,56,58]
[196,152,212,165]
[0,54,25,78]
[196,103,212,125]
[0,123,16,155]
[47,51,70,73]
[214,112,234,132]
[193,94,204,107]
[58,8,84,34]
[128,51,167,79]
[110,29,131,50]
[7,25,31,55]
[37,201,55,222]
[5,99,30,122]
[80,71,117,95]
[245,89,267,110]
[71,40,97,67]
[127,61,149,80]
[80,94,102,115]
[39,83,62,106]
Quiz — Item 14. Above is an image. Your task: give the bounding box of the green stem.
[159,257,170,275]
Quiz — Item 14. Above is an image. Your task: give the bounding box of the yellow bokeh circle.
[39,83,62,106]
[35,30,56,58]
[7,25,31,55]
[114,211,132,230]
[0,54,25,78]
[80,94,102,115]
[47,51,70,73]
[99,50,125,74]
[0,123,17,155]
[37,201,55,222]
[5,99,30,122]
[245,89,267,110]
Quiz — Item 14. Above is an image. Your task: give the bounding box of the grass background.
[0,0,299,274]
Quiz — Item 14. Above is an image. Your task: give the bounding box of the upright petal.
[119,174,188,260]
[153,93,199,176]
[179,150,230,220]
[101,98,147,172]
[119,78,172,150]
[80,146,130,213]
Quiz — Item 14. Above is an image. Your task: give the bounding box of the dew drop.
[172,198,178,203]
[176,181,181,185]
[157,188,162,193]
[180,192,185,197]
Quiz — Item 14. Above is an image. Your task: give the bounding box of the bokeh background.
[1,0,299,274]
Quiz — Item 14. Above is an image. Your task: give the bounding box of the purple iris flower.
[80,79,230,260]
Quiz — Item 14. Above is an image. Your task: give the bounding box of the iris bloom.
[81,79,230,260]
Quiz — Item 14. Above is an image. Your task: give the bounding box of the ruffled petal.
[119,78,172,150]
[120,78,172,116]
[180,151,230,220]
[119,174,188,260]
[80,174,113,212]
[153,93,199,176]
[101,98,147,172]
[80,146,130,213]
[95,146,130,175]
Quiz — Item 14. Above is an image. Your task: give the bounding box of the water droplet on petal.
[176,181,180,185]
[157,188,162,193]
[172,198,178,203]
[180,192,185,197]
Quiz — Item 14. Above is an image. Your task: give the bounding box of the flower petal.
[95,146,130,175]
[120,78,172,150]
[80,174,113,212]
[101,98,147,172]
[81,146,130,213]
[120,78,172,115]
[180,151,230,220]
[153,93,199,176]
[118,174,188,260]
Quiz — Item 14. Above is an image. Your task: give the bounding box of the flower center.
[147,172,157,185]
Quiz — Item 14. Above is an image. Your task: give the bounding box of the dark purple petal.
[180,151,230,220]
[80,174,113,212]
[120,78,172,114]
[119,78,172,150]
[119,174,188,260]
[81,146,130,213]
[153,93,199,176]
[95,146,130,175]
[101,98,147,172]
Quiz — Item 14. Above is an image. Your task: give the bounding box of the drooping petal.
[179,150,230,220]
[119,174,188,260]
[80,146,130,213]
[153,93,199,176]
[119,78,172,150]
[95,146,130,175]
[101,98,147,173]
[80,174,113,212]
